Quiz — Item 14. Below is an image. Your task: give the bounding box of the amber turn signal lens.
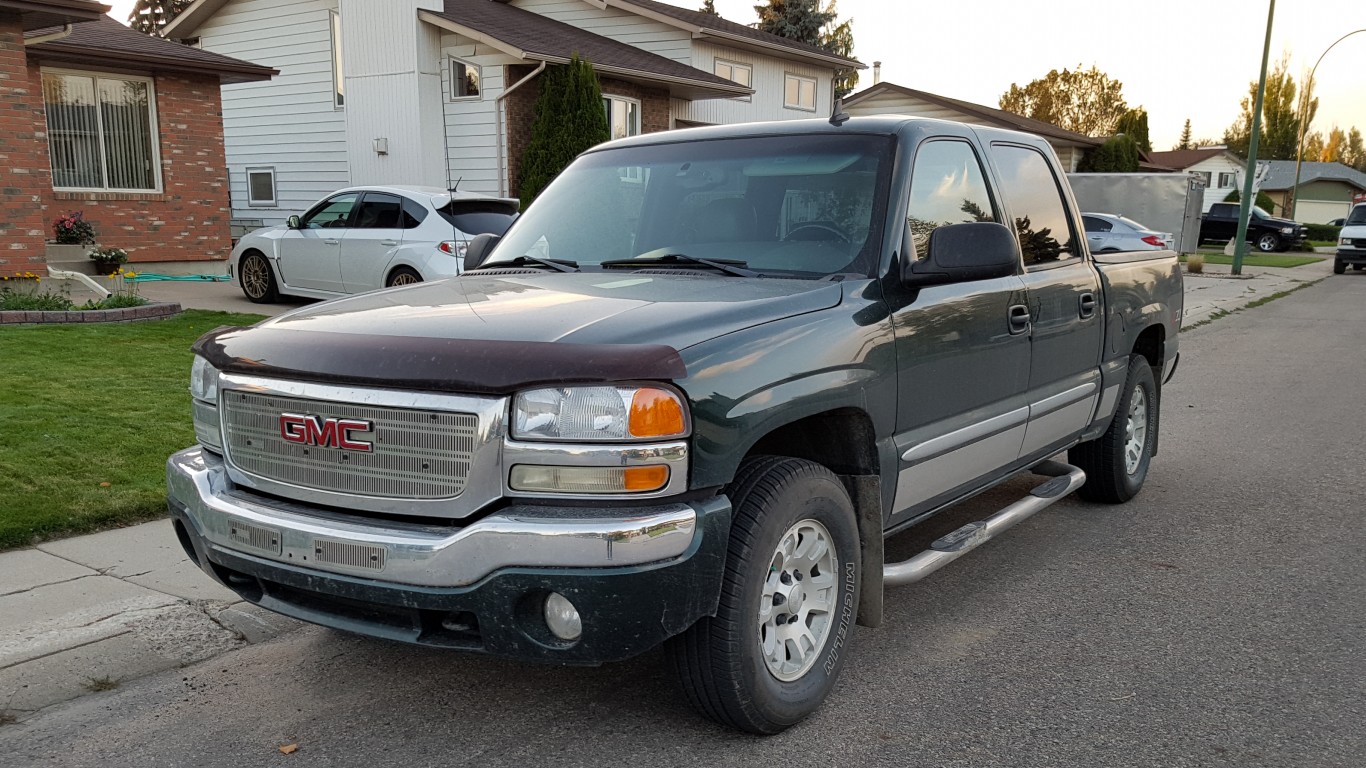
[623,465,670,491]
[628,388,686,438]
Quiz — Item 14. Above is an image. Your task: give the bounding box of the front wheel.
[1255,233,1280,252]
[239,251,278,303]
[1333,259,1347,274]
[1070,354,1158,504]
[667,456,860,734]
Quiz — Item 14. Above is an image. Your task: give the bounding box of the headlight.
[1343,238,1352,246]
[190,356,220,402]
[512,385,688,441]
[1281,226,1294,234]
[189,356,223,452]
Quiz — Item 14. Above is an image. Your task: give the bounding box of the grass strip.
[0,310,265,550]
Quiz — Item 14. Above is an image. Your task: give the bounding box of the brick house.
[0,1,274,277]
[161,0,861,227]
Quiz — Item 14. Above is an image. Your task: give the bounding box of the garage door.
[1295,200,1350,224]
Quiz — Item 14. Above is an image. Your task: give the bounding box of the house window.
[1218,172,1236,188]
[41,70,160,192]
[784,73,817,112]
[715,59,751,100]
[602,95,641,140]
[246,167,276,207]
[449,57,480,100]
[330,10,344,108]
[1192,171,1212,187]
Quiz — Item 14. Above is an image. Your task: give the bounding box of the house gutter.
[23,23,72,46]
[494,60,546,198]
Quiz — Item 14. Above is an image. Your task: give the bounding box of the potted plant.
[53,211,96,245]
[88,246,129,276]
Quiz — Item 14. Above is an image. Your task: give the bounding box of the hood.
[195,273,843,393]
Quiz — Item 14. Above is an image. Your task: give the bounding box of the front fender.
[676,279,898,490]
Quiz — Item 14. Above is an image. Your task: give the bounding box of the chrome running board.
[882,460,1086,587]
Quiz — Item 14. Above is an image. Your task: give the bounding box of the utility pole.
[1232,0,1276,276]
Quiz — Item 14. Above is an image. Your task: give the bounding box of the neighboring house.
[1147,147,1246,213]
[162,0,862,227]
[0,2,275,277]
[841,81,1101,172]
[1256,161,1366,225]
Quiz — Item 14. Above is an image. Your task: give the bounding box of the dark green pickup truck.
[169,116,1181,733]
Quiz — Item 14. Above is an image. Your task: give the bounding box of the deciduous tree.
[998,65,1129,137]
[700,0,719,15]
[1223,54,1316,160]
[129,0,192,35]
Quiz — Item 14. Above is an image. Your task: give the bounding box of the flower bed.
[0,270,176,323]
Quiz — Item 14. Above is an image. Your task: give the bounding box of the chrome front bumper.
[167,447,699,588]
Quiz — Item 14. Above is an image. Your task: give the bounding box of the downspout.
[24,24,73,46]
[494,61,546,198]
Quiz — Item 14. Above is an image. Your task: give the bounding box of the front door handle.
[1008,304,1031,335]
[380,239,399,246]
[1079,292,1097,319]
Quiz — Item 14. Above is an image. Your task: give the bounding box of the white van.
[1335,202,1366,273]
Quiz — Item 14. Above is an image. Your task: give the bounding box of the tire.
[238,251,278,304]
[667,456,861,734]
[386,266,422,287]
[1070,354,1158,504]
[1334,259,1347,275]
[1255,233,1280,253]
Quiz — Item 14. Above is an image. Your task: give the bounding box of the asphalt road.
[5,273,1364,768]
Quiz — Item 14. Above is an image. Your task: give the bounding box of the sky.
[105,0,1366,152]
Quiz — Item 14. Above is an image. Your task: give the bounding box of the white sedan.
[1082,212,1174,253]
[232,185,519,303]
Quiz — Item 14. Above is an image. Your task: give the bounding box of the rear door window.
[352,193,404,229]
[990,144,1079,266]
[1082,215,1112,232]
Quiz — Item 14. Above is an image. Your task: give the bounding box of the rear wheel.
[1334,259,1347,274]
[386,266,422,287]
[1070,354,1158,504]
[1255,233,1280,253]
[239,251,278,303]
[667,456,860,734]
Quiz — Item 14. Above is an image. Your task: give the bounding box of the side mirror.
[463,233,501,271]
[901,221,1019,287]
[286,215,302,230]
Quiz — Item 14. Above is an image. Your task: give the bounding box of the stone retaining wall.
[0,302,182,325]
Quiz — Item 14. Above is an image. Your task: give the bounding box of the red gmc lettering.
[279,413,373,452]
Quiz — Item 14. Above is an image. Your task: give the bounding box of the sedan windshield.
[486,134,894,277]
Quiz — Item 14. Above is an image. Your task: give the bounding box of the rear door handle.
[1079,292,1097,319]
[1008,304,1031,335]
[381,239,399,246]
[323,239,340,246]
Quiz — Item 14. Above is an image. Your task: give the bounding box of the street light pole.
[1289,28,1366,220]
[1232,0,1276,276]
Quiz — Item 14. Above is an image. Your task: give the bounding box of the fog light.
[510,464,668,493]
[544,592,582,641]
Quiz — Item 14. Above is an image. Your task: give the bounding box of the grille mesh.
[222,391,477,499]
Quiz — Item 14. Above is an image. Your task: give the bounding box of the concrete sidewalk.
[0,521,299,719]
[3,254,1333,723]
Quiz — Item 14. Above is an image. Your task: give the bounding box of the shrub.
[1304,223,1341,241]
[1223,188,1278,214]
[518,55,611,209]
[1185,253,1205,274]
[53,211,96,245]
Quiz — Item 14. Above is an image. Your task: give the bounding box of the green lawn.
[0,310,266,549]
[1184,252,1324,268]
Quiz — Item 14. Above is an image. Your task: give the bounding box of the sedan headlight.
[512,385,688,442]
[189,356,223,452]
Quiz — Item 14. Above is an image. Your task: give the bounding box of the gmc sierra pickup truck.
[169,116,1181,734]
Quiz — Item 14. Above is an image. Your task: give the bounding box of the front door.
[279,192,358,293]
[341,192,406,292]
[887,136,1031,524]
[989,143,1102,457]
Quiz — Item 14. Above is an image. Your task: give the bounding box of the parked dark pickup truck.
[169,117,1181,734]
[1199,201,1307,252]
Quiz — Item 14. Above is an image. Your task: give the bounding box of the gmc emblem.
[279,413,374,453]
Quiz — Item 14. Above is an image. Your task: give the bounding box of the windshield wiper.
[601,253,759,278]
[473,255,579,273]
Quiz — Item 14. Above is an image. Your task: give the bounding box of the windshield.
[1348,205,1366,226]
[486,134,895,277]
[1251,206,1273,219]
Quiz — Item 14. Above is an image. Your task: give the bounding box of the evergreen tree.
[700,0,719,14]
[129,0,193,35]
[754,0,833,46]
[518,56,610,208]
[1116,108,1151,154]
[1077,134,1140,172]
[1175,119,1193,151]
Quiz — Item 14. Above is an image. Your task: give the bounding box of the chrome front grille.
[221,390,478,500]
